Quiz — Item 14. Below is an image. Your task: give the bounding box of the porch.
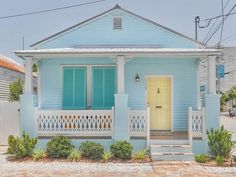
[35,107,205,144]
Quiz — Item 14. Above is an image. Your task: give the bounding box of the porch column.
[207,56,216,95]
[117,55,125,93]
[196,59,201,109]
[114,55,129,141]
[20,57,36,137]
[24,57,33,94]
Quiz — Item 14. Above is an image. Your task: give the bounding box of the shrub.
[134,149,148,160]
[7,132,37,158]
[32,149,47,161]
[216,156,224,166]
[46,136,74,158]
[195,154,208,163]
[207,126,234,158]
[67,149,81,162]
[233,156,236,163]
[9,79,23,102]
[102,151,112,162]
[79,141,104,160]
[110,141,133,160]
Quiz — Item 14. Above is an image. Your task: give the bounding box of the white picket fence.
[0,101,20,145]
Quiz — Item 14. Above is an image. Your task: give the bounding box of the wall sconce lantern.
[135,74,140,82]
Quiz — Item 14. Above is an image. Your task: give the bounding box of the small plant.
[216,156,224,166]
[134,149,148,160]
[32,149,47,161]
[195,154,208,163]
[7,132,37,158]
[46,136,74,158]
[110,141,133,160]
[79,141,104,160]
[102,151,112,162]
[207,126,234,158]
[67,149,81,162]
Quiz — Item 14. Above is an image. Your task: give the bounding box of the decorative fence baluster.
[129,110,147,137]
[36,108,114,137]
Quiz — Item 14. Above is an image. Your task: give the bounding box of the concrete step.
[148,140,189,145]
[150,144,192,153]
[151,152,195,161]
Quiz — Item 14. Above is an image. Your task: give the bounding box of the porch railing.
[35,108,114,137]
[188,107,205,145]
[129,107,150,139]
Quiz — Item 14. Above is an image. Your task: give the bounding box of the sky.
[1,0,236,64]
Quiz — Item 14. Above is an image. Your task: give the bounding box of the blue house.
[15,5,221,160]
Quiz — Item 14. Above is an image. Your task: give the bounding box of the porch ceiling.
[14,47,222,59]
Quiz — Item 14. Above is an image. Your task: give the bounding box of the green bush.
[67,149,81,162]
[79,141,104,160]
[46,136,74,158]
[216,156,224,166]
[134,149,148,160]
[7,132,37,158]
[32,149,47,161]
[110,141,133,160]
[102,151,112,162]
[195,154,208,163]
[207,126,234,158]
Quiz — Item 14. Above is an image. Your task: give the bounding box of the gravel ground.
[0,114,235,177]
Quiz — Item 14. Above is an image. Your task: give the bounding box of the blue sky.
[1,0,236,64]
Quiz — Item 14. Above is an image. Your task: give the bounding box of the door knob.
[156,106,162,108]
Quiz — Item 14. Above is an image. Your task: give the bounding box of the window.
[113,17,122,29]
[92,67,116,109]
[62,67,87,110]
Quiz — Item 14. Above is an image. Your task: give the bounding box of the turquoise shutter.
[92,67,116,109]
[92,68,104,109]
[74,68,87,109]
[62,67,86,110]
[104,68,115,108]
[63,68,74,109]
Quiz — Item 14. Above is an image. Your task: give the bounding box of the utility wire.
[204,4,236,44]
[0,0,107,20]
[219,0,225,44]
[202,0,230,42]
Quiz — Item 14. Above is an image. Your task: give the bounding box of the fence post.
[202,107,206,140]
[112,106,115,140]
[146,107,150,147]
[188,107,193,146]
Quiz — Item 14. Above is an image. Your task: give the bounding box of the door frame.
[145,75,174,132]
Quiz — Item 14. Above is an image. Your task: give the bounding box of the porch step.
[151,152,194,161]
[150,140,194,161]
[148,140,189,145]
[150,144,192,153]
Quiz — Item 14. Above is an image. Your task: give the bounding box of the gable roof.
[31,4,205,48]
[0,55,24,73]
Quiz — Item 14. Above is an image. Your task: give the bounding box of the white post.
[202,107,206,140]
[207,56,216,94]
[188,107,193,146]
[146,107,150,147]
[196,59,201,109]
[24,57,33,94]
[117,55,125,93]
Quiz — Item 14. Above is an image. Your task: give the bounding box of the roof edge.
[30,4,205,48]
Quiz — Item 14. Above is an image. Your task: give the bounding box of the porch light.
[135,74,140,82]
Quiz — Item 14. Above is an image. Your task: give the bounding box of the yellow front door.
[147,77,171,130]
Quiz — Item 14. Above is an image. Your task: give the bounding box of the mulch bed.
[198,157,236,167]
[6,155,151,163]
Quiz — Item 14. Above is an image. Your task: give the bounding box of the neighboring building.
[15,5,221,160]
[0,55,25,101]
[220,47,236,92]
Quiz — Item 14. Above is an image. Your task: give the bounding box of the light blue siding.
[40,9,197,49]
[125,57,198,131]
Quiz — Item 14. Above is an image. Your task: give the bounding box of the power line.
[202,0,230,42]
[204,4,236,44]
[0,0,107,20]
[219,0,226,44]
